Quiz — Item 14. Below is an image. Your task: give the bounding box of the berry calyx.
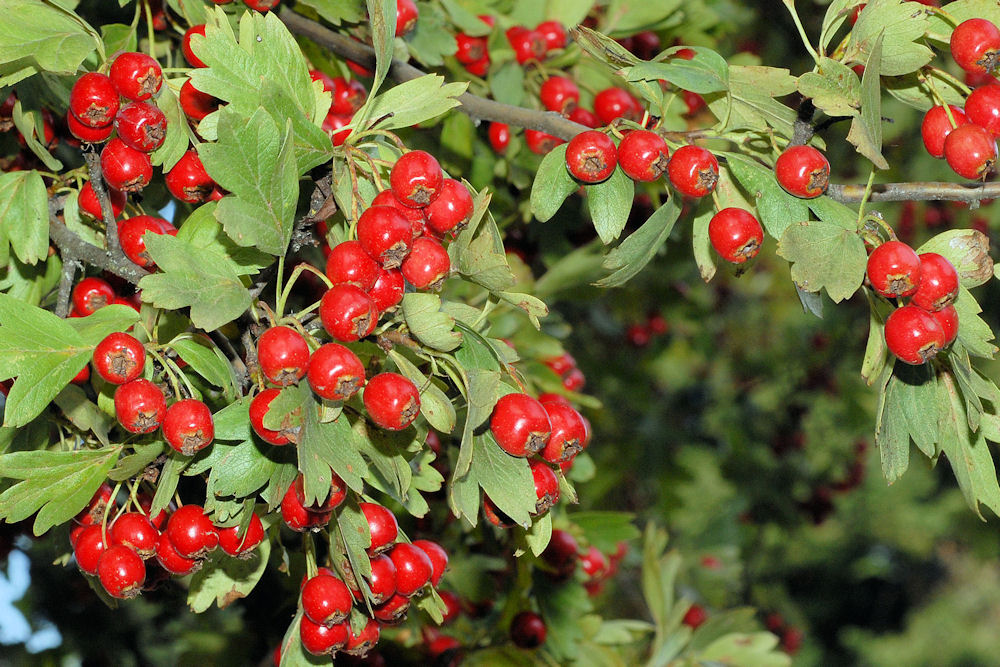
[165,504,219,559]
[910,252,959,312]
[530,460,559,515]
[565,130,618,183]
[617,130,670,182]
[72,276,116,315]
[540,401,587,463]
[217,513,265,557]
[98,544,146,599]
[357,206,414,269]
[490,393,551,457]
[510,611,547,649]
[162,398,214,455]
[257,325,310,386]
[885,305,947,365]
[319,284,378,342]
[307,343,366,401]
[101,138,153,192]
[389,542,434,597]
[360,502,399,555]
[69,73,119,128]
[344,617,381,657]
[114,102,167,153]
[774,145,829,198]
[109,52,163,101]
[401,236,451,290]
[249,387,295,445]
[708,208,764,264]
[390,150,443,207]
[326,240,380,291]
[950,18,1000,75]
[363,372,421,431]
[921,105,969,158]
[667,145,719,197]
[866,240,922,298]
[943,123,997,180]
[115,379,166,433]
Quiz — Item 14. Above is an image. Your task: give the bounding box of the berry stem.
[781,1,821,65]
[854,168,877,227]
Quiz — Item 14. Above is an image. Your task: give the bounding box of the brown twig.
[55,256,80,317]
[48,195,149,285]
[82,150,122,255]
[827,181,1000,206]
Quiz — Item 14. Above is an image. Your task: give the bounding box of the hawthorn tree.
[0,0,999,664]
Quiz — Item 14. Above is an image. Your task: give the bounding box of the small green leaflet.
[626,47,729,94]
[798,57,861,118]
[466,432,536,528]
[571,511,641,554]
[587,168,634,244]
[0,447,121,535]
[692,206,716,282]
[939,372,1000,520]
[0,0,100,84]
[0,297,139,428]
[400,293,463,352]
[151,80,187,172]
[176,201,273,277]
[696,633,791,667]
[406,2,458,68]
[367,0,396,97]
[777,219,867,303]
[530,144,577,222]
[844,0,933,76]
[0,171,48,265]
[596,197,680,287]
[355,74,467,133]
[846,31,889,169]
[187,537,271,612]
[388,349,457,433]
[706,66,798,137]
[295,0,365,24]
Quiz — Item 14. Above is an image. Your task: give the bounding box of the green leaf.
[296,0,365,24]
[586,168,634,244]
[197,107,298,256]
[939,372,1000,520]
[724,153,808,239]
[0,447,120,535]
[696,632,791,667]
[524,513,552,556]
[604,0,682,33]
[627,47,729,94]
[530,144,577,223]
[820,0,863,51]
[54,385,112,447]
[465,432,536,527]
[451,211,518,293]
[150,79,187,172]
[0,1,98,78]
[294,385,369,500]
[706,66,798,137]
[572,511,641,554]
[953,287,997,360]
[0,171,48,265]
[846,31,889,169]
[401,293,463,352]
[108,442,163,482]
[498,292,549,328]
[917,229,995,289]
[169,335,238,396]
[797,58,861,117]
[406,3,457,68]
[777,219,867,303]
[596,197,680,287]
[100,22,137,56]
[844,0,933,75]
[175,201,273,276]
[151,454,187,517]
[0,296,138,428]
[367,0,395,97]
[692,206,716,282]
[861,289,893,386]
[489,61,524,108]
[357,74,467,133]
[188,537,271,612]
[139,232,252,332]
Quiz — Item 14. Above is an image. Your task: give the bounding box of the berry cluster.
[311,70,368,146]
[866,240,960,365]
[507,20,568,66]
[541,351,586,393]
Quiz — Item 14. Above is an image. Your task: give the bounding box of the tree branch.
[82,150,122,255]
[827,181,1000,206]
[48,195,149,285]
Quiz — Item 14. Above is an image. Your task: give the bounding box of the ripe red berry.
[115,379,165,433]
[109,52,163,101]
[668,145,719,197]
[540,401,587,463]
[244,0,280,11]
[537,21,567,51]
[395,0,419,36]
[357,206,414,268]
[101,138,153,192]
[884,305,947,365]
[300,617,349,656]
[370,190,426,238]
[932,304,959,346]
[67,111,114,143]
[360,502,399,555]
[79,181,126,220]
[530,460,560,515]
[911,252,959,312]
[708,208,764,264]
[565,130,618,183]
[179,79,221,121]
[510,611,547,649]
[484,495,515,528]
[216,513,265,557]
[774,145,830,198]
[363,372,421,431]
[490,393,551,457]
[162,398,214,455]
[257,325,310,386]
[488,122,510,153]
[401,236,451,290]
[921,105,969,158]
[412,539,448,587]
[293,472,347,513]
[74,483,114,527]
[390,150,444,207]
[456,34,488,65]
[424,178,474,235]
[330,77,366,115]
[508,28,548,65]
[966,84,1000,137]
[368,267,405,313]
[326,240,380,291]
[249,387,293,445]
[72,276,116,315]
[165,150,215,204]
[166,504,219,558]
[118,215,171,269]
[344,617,381,657]
[73,525,106,575]
[594,88,642,125]
[950,18,1000,75]
[182,25,208,68]
[109,512,159,559]
[525,128,564,155]
[374,592,411,624]
[540,76,579,113]
[114,102,167,153]
[944,123,997,180]
[617,130,670,182]
[302,573,353,626]
[562,367,586,392]
[542,529,579,576]
[319,284,378,342]
[69,73,119,128]
[155,530,200,575]
[866,240,921,298]
[98,544,146,598]
[682,604,708,629]
[307,343,365,401]
[365,553,398,604]
[390,542,434,597]
[569,106,601,128]
[322,112,353,146]
[581,545,609,581]
[280,483,331,532]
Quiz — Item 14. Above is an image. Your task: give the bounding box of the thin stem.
[782,1,821,65]
[82,151,122,255]
[855,168,877,226]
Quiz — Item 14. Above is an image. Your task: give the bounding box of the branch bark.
[48,195,149,286]
[827,181,1000,206]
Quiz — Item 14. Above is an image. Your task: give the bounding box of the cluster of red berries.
[540,529,627,596]
[764,612,804,656]
[70,484,264,598]
[506,20,568,66]
[454,15,496,77]
[310,70,368,146]
[541,351,586,392]
[625,311,670,347]
[866,240,960,365]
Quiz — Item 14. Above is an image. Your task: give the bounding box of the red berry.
[374,592,411,624]
[525,128,564,155]
[118,215,171,269]
[965,84,1000,136]
[101,138,153,192]
[708,208,764,263]
[866,240,921,298]
[542,352,576,376]
[412,539,448,587]
[302,573,353,626]
[67,111,114,143]
[114,102,167,153]
[911,252,959,311]
[617,130,669,182]
[439,590,462,623]
[326,240,380,290]
[115,379,165,433]
[165,504,218,559]
[483,495,515,528]
[162,398,214,455]
[884,305,946,365]
[424,178,474,235]
[216,513,265,557]
[370,190,426,238]
[179,79,221,121]
[98,544,146,598]
[182,25,208,68]
[300,617,348,656]
[774,145,830,198]
[530,460,559,515]
[249,387,293,445]
[390,150,444,207]
[323,111,353,146]
[668,145,719,197]
[79,181,126,220]
[69,73,119,128]
[456,34,488,65]
[330,77,366,115]
[932,304,959,346]
[357,206,414,268]
[540,401,587,463]
[109,52,163,101]
[344,617,381,657]
[682,604,708,629]
[244,0,280,11]
[562,367,586,392]
[565,130,618,183]
[395,0,419,36]
[280,483,330,532]
[537,21,567,51]
[569,106,601,128]
[109,512,159,559]
[307,343,366,401]
[389,542,433,597]
[401,236,451,290]
[368,267,405,313]
[581,545,609,581]
[257,326,310,386]
[488,122,510,153]
[542,529,579,575]
[950,18,1000,75]
[490,393,551,457]
[359,502,399,555]
[319,284,378,342]
[944,123,997,180]
[73,525,106,575]
[540,76,579,113]
[72,276,116,315]
[363,372,421,431]
[508,28,547,65]
[510,611,547,649]
[293,472,347,513]
[165,150,215,204]
[921,105,969,158]
[594,88,642,125]
[74,483,114,526]
[366,553,398,604]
